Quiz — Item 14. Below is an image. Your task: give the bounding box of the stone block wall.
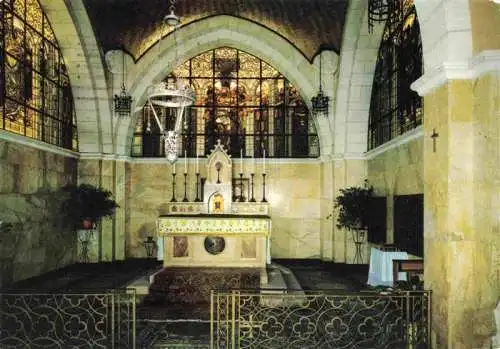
[0,137,78,287]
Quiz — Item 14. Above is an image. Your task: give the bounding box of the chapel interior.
[0,0,500,348]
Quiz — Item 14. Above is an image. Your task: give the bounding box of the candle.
[240,149,243,174]
[252,152,255,174]
[196,154,199,173]
[173,163,176,175]
[263,148,266,174]
[184,149,187,173]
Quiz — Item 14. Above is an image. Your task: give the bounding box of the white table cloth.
[367,247,408,286]
[156,237,164,261]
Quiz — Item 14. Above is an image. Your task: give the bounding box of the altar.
[156,140,271,270]
[157,214,270,268]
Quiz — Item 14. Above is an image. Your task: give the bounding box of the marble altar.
[156,140,271,269]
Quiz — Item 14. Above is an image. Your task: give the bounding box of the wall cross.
[431,128,439,153]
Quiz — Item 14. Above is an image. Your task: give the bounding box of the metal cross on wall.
[431,128,439,153]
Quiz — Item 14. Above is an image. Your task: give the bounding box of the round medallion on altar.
[204,236,226,255]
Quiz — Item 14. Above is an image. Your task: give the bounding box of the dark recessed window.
[394,194,424,257]
[132,47,319,158]
[368,1,423,150]
[368,196,387,244]
[1,0,78,150]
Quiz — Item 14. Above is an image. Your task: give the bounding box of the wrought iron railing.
[0,289,136,349]
[211,289,431,349]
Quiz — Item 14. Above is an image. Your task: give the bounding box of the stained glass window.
[1,0,78,150]
[132,47,319,158]
[368,0,422,150]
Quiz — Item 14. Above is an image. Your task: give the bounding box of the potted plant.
[62,184,119,230]
[329,180,374,263]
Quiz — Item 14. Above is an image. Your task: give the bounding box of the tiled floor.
[5,259,371,348]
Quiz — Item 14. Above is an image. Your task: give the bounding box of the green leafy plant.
[62,184,119,229]
[330,180,374,232]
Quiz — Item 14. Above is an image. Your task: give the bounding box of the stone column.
[421,75,499,349]
[114,159,127,260]
[331,157,367,264]
[99,159,114,261]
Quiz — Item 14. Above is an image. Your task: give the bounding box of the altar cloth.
[367,247,408,286]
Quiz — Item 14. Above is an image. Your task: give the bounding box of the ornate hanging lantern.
[311,53,329,117]
[145,0,195,163]
[113,50,132,117]
[368,0,390,32]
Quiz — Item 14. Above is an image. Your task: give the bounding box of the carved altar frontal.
[157,214,270,268]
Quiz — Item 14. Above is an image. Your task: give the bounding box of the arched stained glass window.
[368,0,422,150]
[132,47,319,158]
[0,0,77,150]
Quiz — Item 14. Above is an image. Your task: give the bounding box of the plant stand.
[78,229,97,263]
[352,230,366,264]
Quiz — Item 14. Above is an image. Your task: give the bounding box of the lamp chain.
[121,49,125,90]
[319,54,323,91]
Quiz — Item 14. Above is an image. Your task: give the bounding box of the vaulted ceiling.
[82,0,349,62]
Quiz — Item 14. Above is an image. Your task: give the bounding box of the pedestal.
[77,229,98,263]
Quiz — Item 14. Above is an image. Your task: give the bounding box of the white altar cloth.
[367,247,408,286]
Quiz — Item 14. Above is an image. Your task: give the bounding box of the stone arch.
[337,0,473,156]
[115,15,331,156]
[39,0,113,154]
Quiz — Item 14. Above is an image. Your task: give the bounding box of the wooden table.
[392,259,424,282]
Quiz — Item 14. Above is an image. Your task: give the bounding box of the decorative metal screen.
[0,0,78,150]
[0,290,136,349]
[132,47,319,158]
[211,290,431,349]
[368,0,423,150]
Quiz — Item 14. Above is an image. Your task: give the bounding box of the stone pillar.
[331,157,367,264]
[320,156,334,261]
[100,159,115,261]
[422,76,499,349]
[114,159,127,260]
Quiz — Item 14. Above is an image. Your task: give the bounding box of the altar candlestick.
[240,149,243,173]
[251,152,255,174]
[196,154,199,173]
[184,149,187,173]
[263,149,266,174]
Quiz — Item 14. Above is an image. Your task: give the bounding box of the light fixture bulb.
[164,10,180,27]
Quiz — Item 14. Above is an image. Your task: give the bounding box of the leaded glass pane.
[43,15,55,42]
[190,51,212,78]
[238,52,260,78]
[26,0,43,33]
[261,60,278,78]
[13,0,25,17]
[240,79,259,105]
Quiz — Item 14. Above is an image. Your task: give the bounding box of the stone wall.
[0,137,78,287]
[126,160,322,259]
[366,133,424,243]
